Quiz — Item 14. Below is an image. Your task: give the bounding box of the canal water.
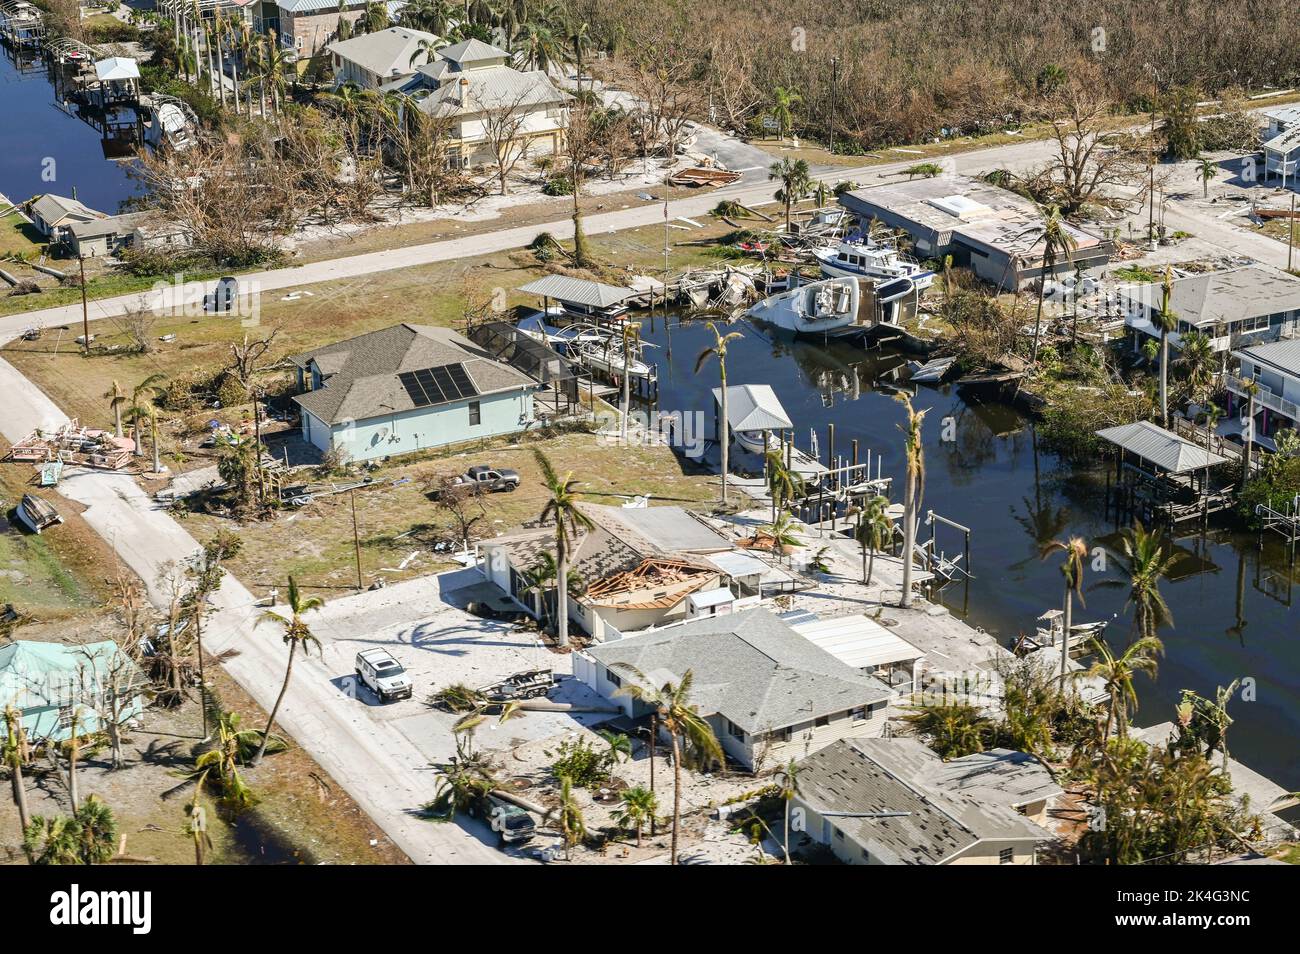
[0,46,143,213]
[639,314,1300,796]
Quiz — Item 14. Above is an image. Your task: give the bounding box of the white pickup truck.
[354,648,413,703]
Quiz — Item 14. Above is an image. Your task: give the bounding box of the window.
[726,719,745,741]
[999,848,1014,865]
[833,827,844,841]
[468,400,481,426]
[604,668,621,688]
[814,714,831,728]
[851,706,870,721]
[57,706,75,731]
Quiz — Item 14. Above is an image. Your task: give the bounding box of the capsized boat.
[16,494,63,534]
[906,355,956,383]
[748,276,862,334]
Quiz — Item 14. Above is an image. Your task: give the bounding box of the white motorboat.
[576,341,654,379]
[748,276,862,335]
[516,313,607,351]
[815,239,934,290]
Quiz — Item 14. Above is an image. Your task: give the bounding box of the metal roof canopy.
[94,56,140,82]
[518,275,636,308]
[712,383,794,433]
[1095,420,1229,474]
[793,614,924,669]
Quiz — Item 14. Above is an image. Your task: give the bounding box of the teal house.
[289,324,538,463]
[0,639,145,744]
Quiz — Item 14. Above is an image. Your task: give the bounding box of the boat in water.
[906,355,956,383]
[15,494,63,534]
[748,276,863,335]
[575,341,654,379]
[815,239,934,290]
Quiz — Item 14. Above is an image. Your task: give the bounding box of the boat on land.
[575,341,655,379]
[748,276,863,335]
[15,494,62,533]
[516,313,607,350]
[815,239,935,290]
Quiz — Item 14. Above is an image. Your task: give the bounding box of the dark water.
[639,314,1300,794]
[0,46,143,212]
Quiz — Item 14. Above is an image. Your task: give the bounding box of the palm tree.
[534,449,594,649]
[516,18,567,72]
[1177,680,1239,772]
[895,394,927,608]
[769,86,800,139]
[522,550,579,629]
[1085,635,1162,741]
[1238,374,1260,490]
[1154,265,1180,426]
[1196,156,1217,197]
[694,321,744,506]
[612,785,658,847]
[612,668,723,865]
[182,711,273,809]
[129,373,166,457]
[1177,329,1216,408]
[901,701,990,758]
[1030,205,1077,365]
[1113,521,1178,641]
[1041,535,1088,691]
[761,510,802,564]
[23,815,82,865]
[547,775,586,861]
[253,577,322,765]
[769,157,812,232]
[74,794,119,864]
[855,494,893,586]
[401,0,453,34]
[763,448,805,522]
[775,759,798,864]
[104,380,127,438]
[3,704,31,833]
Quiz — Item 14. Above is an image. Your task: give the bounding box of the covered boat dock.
[1096,420,1233,525]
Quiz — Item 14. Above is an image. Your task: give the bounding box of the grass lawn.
[6,221,735,595]
[183,427,720,596]
[0,441,123,618]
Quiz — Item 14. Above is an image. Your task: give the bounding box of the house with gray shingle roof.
[791,738,1055,864]
[576,608,893,770]
[385,37,568,168]
[28,194,106,245]
[288,323,537,462]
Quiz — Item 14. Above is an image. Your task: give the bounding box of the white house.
[327,25,438,89]
[289,323,537,463]
[393,38,568,168]
[1262,104,1300,186]
[1228,338,1300,450]
[576,608,893,771]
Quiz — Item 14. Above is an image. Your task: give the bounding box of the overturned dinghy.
[16,494,63,534]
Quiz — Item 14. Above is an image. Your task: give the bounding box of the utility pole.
[78,254,89,353]
[350,488,363,590]
[1289,192,1296,273]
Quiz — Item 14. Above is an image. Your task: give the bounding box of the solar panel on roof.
[397,364,478,408]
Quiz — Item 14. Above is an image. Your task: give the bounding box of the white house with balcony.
[327,26,438,89]
[1228,338,1300,450]
[1120,266,1300,356]
[1263,104,1300,186]
[387,39,568,168]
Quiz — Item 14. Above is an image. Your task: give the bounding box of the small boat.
[748,276,862,335]
[907,355,956,383]
[734,429,772,454]
[1015,610,1108,656]
[575,341,654,379]
[516,313,607,351]
[815,239,934,290]
[16,494,63,534]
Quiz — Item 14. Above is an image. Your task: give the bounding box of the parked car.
[448,465,521,493]
[484,793,536,846]
[354,648,413,702]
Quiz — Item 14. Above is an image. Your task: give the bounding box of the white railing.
[1225,374,1300,420]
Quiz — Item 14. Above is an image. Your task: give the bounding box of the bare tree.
[472,85,545,196]
[626,42,706,158]
[427,477,487,552]
[71,643,144,771]
[108,305,158,355]
[1044,79,1147,216]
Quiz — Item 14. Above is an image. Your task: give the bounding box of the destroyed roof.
[289,323,534,425]
[582,504,733,554]
[327,26,438,79]
[713,383,793,433]
[921,749,1063,810]
[1119,265,1300,326]
[585,608,892,733]
[1096,420,1229,474]
[518,275,635,308]
[794,738,1052,864]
